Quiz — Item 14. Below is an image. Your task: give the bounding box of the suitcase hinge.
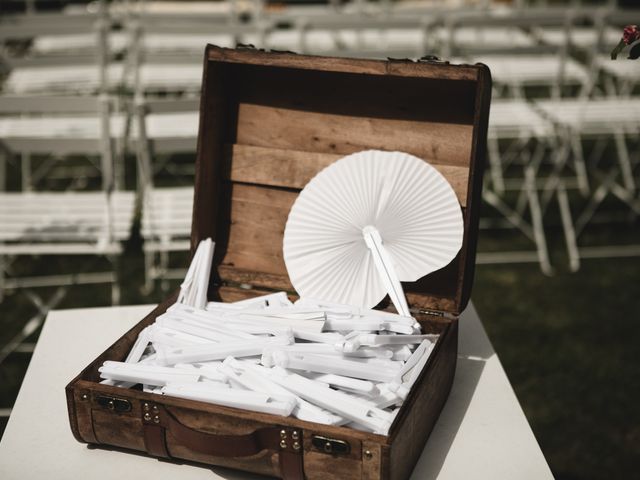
[386,57,415,62]
[237,43,266,52]
[387,55,450,64]
[418,55,449,64]
[270,49,298,55]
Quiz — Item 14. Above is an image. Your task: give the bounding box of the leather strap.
[141,402,304,479]
[279,450,305,480]
[163,407,280,457]
[143,424,169,459]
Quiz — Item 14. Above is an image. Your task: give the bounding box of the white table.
[0,303,553,479]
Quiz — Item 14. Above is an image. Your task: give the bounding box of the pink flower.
[622,25,640,45]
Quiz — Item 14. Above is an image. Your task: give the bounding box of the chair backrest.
[0,1,116,96]
[0,95,118,191]
[0,12,98,41]
[439,10,571,58]
[120,0,268,97]
[133,98,200,192]
[0,190,135,246]
[293,15,435,59]
[140,186,194,245]
[0,95,100,114]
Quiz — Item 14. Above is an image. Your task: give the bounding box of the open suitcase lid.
[190,45,491,316]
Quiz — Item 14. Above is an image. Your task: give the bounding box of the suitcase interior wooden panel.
[67,46,491,480]
[193,47,490,314]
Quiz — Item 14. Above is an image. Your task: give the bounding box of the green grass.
[473,257,640,480]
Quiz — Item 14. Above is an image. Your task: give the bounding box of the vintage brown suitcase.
[66,45,491,480]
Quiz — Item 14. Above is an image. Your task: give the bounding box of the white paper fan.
[283,150,464,314]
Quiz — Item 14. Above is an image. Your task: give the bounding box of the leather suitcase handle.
[142,403,304,479]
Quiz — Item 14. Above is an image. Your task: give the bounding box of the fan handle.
[362,226,410,317]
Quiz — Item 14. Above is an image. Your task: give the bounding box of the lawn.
[473,257,640,480]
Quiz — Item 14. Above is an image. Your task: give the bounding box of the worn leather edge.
[65,385,86,444]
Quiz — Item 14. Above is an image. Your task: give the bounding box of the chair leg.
[142,249,154,295]
[0,254,5,303]
[574,179,611,236]
[111,279,121,306]
[613,130,636,193]
[587,137,608,165]
[539,135,572,209]
[160,250,170,292]
[21,152,32,191]
[604,75,618,96]
[516,140,546,215]
[109,254,121,306]
[525,167,553,276]
[0,149,6,191]
[114,139,126,191]
[557,181,580,272]
[487,136,505,194]
[569,133,590,196]
[0,287,66,366]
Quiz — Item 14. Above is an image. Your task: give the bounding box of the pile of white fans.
[100,151,465,435]
[99,239,438,435]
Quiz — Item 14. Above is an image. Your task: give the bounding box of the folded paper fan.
[283,150,464,315]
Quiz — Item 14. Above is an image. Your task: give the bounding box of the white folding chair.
[30,30,129,56]
[534,97,640,266]
[439,11,591,99]
[123,5,258,97]
[132,97,198,291]
[0,189,135,364]
[0,4,122,96]
[140,186,194,292]
[130,97,199,187]
[0,95,126,191]
[534,25,622,52]
[292,15,434,59]
[479,99,575,274]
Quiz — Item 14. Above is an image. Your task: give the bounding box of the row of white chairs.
[2,4,637,98]
[0,4,638,313]
[1,87,639,288]
[481,96,640,274]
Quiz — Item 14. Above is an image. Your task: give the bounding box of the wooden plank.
[231,63,477,126]
[217,265,294,292]
[220,183,295,276]
[208,46,480,82]
[216,181,465,303]
[227,143,340,188]
[226,144,469,205]
[236,104,473,169]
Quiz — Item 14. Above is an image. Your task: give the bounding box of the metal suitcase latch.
[95,395,131,413]
[311,435,350,455]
